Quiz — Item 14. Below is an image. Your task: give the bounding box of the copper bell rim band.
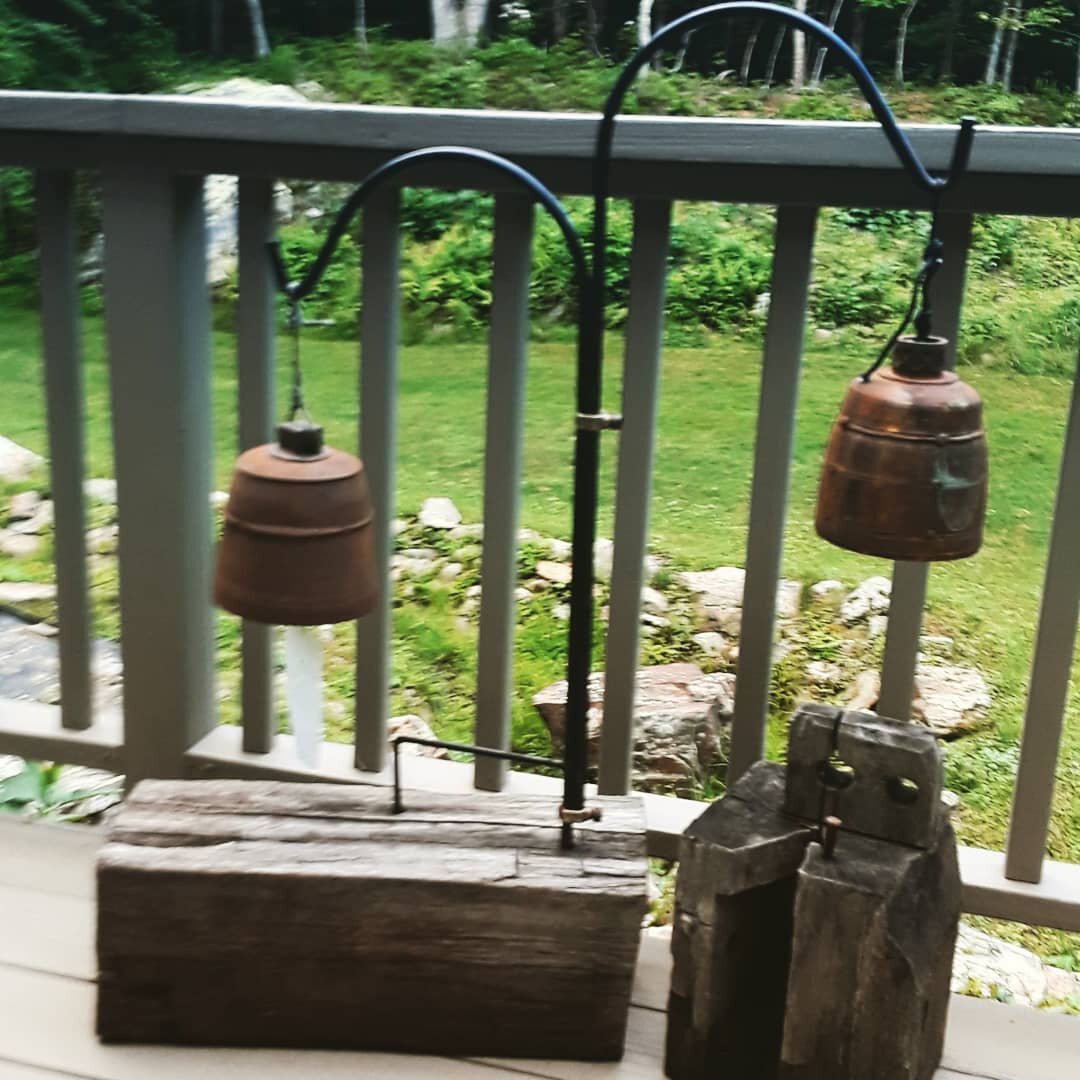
[221,512,375,539]
[835,419,984,444]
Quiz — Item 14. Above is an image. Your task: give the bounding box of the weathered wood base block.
[97,780,647,1060]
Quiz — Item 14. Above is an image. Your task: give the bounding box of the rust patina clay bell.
[214,420,378,625]
[816,335,988,561]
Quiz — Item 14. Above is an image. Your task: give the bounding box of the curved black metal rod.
[587,2,977,380]
[268,145,589,306]
[268,144,601,847]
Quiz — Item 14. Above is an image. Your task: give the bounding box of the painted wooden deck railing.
[0,92,1078,933]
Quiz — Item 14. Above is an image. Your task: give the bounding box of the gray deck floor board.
[2,817,1076,1080]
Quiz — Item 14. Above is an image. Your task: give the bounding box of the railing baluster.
[878,211,973,720]
[102,169,215,780]
[600,198,672,796]
[36,171,92,732]
[236,177,278,754]
[728,205,818,783]
[474,195,533,791]
[1005,354,1080,884]
[354,189,400,773]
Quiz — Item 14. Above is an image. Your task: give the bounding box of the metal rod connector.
[576,412,623,432]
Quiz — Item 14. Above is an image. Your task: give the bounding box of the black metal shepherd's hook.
[264,3,977,853]
[266,146,603,849]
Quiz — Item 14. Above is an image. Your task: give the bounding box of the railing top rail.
[1,92,1077,215]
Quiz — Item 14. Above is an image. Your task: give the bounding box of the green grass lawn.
[1,302,1079,957]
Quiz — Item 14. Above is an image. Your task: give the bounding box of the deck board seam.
[0,1052,99,1079]
[0,958,93,986]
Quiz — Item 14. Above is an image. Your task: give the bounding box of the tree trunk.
[895,0,917,86]
[765,26,787,88]
[792,0,808,89]
[585,0,605,56]
[431,0,489,48]
[210,0,224,56]
[355,0,368,57]
[940,0,961,81]
[984,0,1008,85]
[637,0,656,75]
[740,21,762,85]
[810,0,846,88]
[1001,1,1023,93]
[552,0,569,41]
[244,0,271,59]
[852,3,865,57]
[1075,36,1080,96]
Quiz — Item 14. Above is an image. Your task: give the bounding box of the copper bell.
[214,420,378,625]
[816,336,987,561]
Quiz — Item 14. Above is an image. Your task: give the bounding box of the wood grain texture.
[97,781,647,1060]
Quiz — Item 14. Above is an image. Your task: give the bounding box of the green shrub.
[810,262,902,328]
[256,44,300,87]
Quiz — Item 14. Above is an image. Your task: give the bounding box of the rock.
[951,924,1080,1007]
[0,582,57,605]
[449,522,483,540]
[552,603,570,621]
[8,491,41,521]
[391,554,436,578]
[640,612,669,629]
[465,584,482,600]
[9,501,52,535]
[921,634,954,659]
[593,538,615,582]
[84,477,118,504]
[533,662,735,792]
[806,660,844,688]
[546,538,572,561]
[840,576,892,625]
[867,613,889,640]
[387,714,448,758]
[0,531,41,558]
[810,579,844,600]
[0,436,44,482]
[184,81,305,283]
[85,525,118,554]
[679,566,802,635]
[439,562,463,581]
[641,586,668,613]
[692,631,728,659]
[813,327,835,341]
[401,547,438,562]
[418,497,461,530]
[847,669,881,713]
[514,586,532,602]
[535,560,572,585]
[752,292,771,318]
[209,490,229,509]
[940,789,961,812]
[454,543,482,563]
[914,664,992,738]
[391,518,409,537]
[518,527,540,544]
[24,621,58,638]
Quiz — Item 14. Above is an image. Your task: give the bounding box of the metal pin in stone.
[822,815,842,860]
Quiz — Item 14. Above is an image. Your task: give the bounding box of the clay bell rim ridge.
[233,442,365,483]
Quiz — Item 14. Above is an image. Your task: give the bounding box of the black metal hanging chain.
[859,201,946,383]
[285,297,309,421]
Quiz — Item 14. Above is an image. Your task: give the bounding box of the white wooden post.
[1005,355,1080,883]
[236,176,278,754]
[600,199,672,795]
[102,169,215,779]
[474,195,533,791]
[728,205,817,783]
[878,211,974,721]
[36,171,92,732]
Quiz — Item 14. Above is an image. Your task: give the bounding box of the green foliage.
[255,43,300,86]
[0,759,122,821]
[811,260,904,328]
